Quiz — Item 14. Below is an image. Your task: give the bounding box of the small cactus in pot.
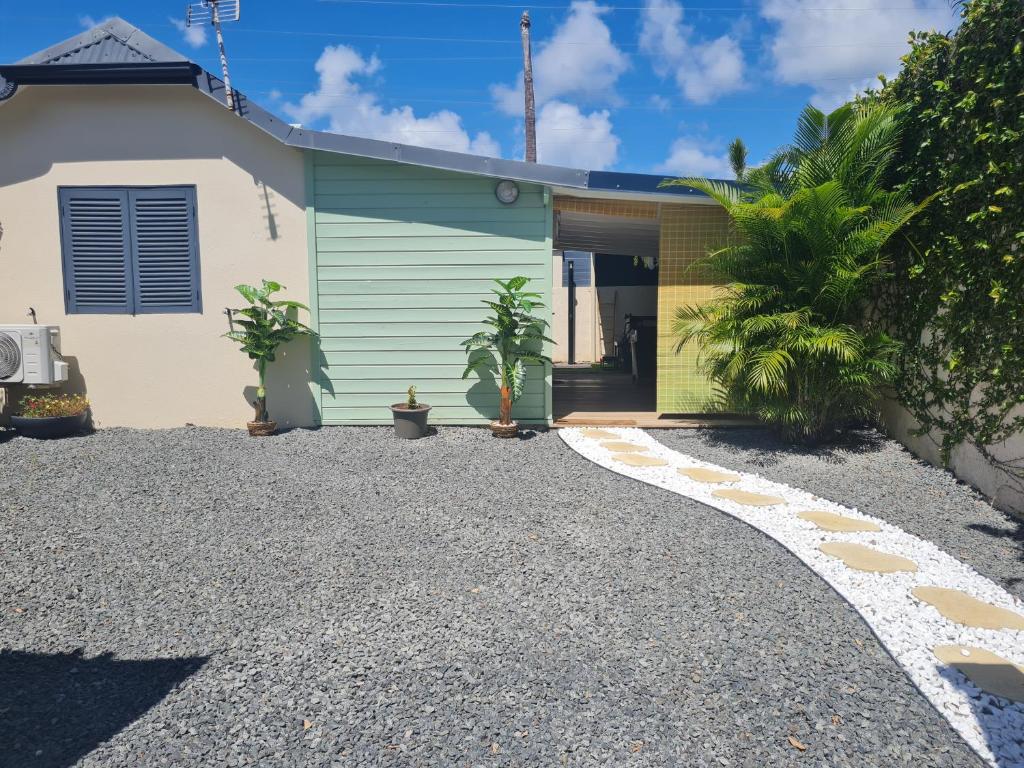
[390,384,431,439]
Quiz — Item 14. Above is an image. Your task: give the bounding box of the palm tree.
[665,103,930,442]
[728,137,748,181]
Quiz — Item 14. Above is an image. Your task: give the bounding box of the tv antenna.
[186,0,241,110]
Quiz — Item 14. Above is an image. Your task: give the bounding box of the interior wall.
[551,251,598,364]
[0,84,313,429]
[595,286,658,359]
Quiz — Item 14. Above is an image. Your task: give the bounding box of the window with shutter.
[59,189,132,314]
[58,186,201,315]
[129,188,201,313]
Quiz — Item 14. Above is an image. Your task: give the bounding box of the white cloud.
[649,94,671,112]
[536,100,619,170]
[170,17,209,49]
[78,15,113,30]
[655,137,732,178]
[639,0,746,104]
[761,0,958,109]
[283,45,499,157]
[491,1,629,116]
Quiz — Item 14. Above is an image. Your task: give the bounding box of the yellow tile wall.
[553,196,659,219]
[657,204,733,413]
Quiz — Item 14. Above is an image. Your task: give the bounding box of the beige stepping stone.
[818,542,918,574]
[712,488,785,507]
[678,467,741,484]
[600,441,648,453]
[612,453,668,467]
[913,586,1024,631]
[933,645,1024,703]
[798,510,881,533]
[580,428,619,440]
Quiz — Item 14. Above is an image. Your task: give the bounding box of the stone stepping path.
[934,646,1024,703]
[599,441,648,453]
[798,509,881,533]
[678,467,741,484]
[560,427,1024,768]
[712,488,786,507]
[819,541,919,574]
[914,587,1024,632]
[611,452,668,467]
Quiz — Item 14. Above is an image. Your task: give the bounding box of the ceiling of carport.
[553,211,660,259]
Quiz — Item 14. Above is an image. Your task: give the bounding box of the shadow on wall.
[0,648,207,768]
[240,336,327,427]
[255,177,279,241]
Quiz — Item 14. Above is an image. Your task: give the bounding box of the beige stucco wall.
[882,399,1024,517]
[0,84,315,429]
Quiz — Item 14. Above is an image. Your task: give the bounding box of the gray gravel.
[653,427,1024,601]
[0,426,984,767]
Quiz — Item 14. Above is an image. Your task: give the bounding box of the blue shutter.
[128,188,201,313]
[59,188,133,314]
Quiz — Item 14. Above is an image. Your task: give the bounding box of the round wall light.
[495,179,519,204]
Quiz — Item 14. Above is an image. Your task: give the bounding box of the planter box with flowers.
[12,393,90,438]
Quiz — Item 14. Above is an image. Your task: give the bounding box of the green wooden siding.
[311,152,553,425]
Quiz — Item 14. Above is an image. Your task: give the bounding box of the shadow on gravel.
[967,518,1024,584]
[693,427,888,467]
[0,648,207,768]
[937,664,1018,767]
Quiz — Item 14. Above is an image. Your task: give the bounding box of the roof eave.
[0,62,201,86]
[285,127,589,188]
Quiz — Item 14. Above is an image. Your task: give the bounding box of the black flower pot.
[11,411,90,439]
[390,404,431,439]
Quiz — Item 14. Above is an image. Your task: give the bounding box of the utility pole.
[520,11,537,163]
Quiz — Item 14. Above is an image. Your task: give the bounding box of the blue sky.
[0,0,960,174]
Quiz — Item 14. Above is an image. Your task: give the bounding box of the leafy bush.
[667,103,928,442]
[224,280,315,423]
[18,393,89,418]
[866,0,1024,481]
[461,277,552,426]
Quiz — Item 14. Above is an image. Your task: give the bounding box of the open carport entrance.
[551,198,661,425]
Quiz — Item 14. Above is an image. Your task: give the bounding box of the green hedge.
[870,0,1024,480]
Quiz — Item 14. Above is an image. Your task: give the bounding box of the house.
[0,18,732,429]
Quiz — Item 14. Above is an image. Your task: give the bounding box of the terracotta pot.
[489,420,519,438]
[246,420,277,437]
[390,404,431,439]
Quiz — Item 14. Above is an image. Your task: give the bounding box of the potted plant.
[461,276,552,438]
[12,393,90,439]
[224,279,315,437]
[390,385,431,439]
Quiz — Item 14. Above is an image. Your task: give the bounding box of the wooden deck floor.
[551,367,753,428]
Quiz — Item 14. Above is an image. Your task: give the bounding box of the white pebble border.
[560,427,1024,768]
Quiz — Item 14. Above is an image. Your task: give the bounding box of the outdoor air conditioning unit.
[0,325,69,386]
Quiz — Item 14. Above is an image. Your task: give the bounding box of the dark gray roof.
[16,18,187,66]
[2,17,719,200]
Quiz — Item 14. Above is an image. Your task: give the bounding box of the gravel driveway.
[0,427,989,767]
